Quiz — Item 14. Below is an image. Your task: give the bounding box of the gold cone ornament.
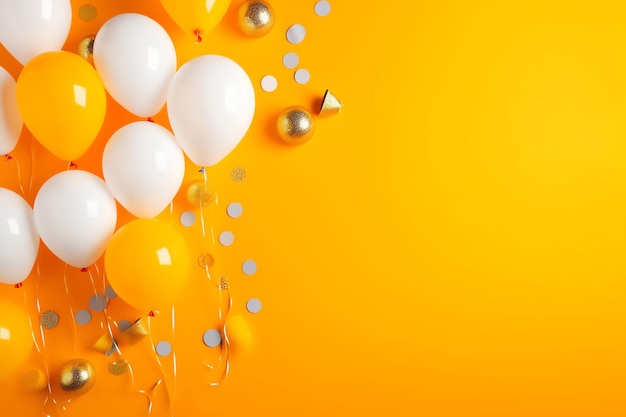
[319,90,342,116]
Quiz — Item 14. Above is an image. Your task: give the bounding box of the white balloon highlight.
[94,13,177,117]
[0,188,39,285]
[103,121,185,218]
[0,66,22,155]
[167,55,255,167]
[34,170,117,268]
[0,0,72,65]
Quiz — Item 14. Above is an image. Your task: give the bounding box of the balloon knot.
[147,117,155,123]
[194,30,203,44]
[80,267,88,272]
[4,154,13,161]
[14,282,23,288]
[69,162,78,169]
[148,311,155,317]
[198,167,205,173]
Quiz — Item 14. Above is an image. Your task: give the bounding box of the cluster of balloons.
[1,0,253,325]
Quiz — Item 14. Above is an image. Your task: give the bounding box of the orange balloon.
[160,0,231,38]
[104,219,190,312]
[16,51,106,161]
[0,300,33,380]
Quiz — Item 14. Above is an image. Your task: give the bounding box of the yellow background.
[2,0,626,416]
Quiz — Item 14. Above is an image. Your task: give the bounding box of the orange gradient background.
[2,1,626,416]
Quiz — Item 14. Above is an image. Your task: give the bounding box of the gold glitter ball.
[186,181,215,207]
[277,106,316,145]
[58,359,95,394]
[108,360,129,376]
[40,310,59,329]
[231,167,247,182]
[238,1,275,37]
[77,35,95,65]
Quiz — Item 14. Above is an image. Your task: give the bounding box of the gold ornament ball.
[58,358,96,394]
[238,1,275,37]
[77,35,95,65]
[277,106,316,145]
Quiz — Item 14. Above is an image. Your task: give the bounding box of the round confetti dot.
[260,75,278,92]
[105,285,117,300]
[40,311,59,329]
[203,329,222,348]
[198,253,215,269]
[78,4,97,21]
[89,294,108,312]
[219,231,235,246]
[242,260,257,275]
[180,211,196,227]
[155,341,172,357]
[118,320,132,332]
[246,298,262,314]
[282,52,299,69]
[294,68,311,85]
[227,202,243,218]
[286,24,306,44]
[108,360,128,376]
[76,309,92,325]
[315,1,331,16]
[231,167,247,182]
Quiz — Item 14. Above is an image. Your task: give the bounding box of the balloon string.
[147,313,173,415]
[171,305,178,417]
[62,264,78,354]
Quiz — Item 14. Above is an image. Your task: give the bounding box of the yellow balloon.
[160,0,231,39]
[104,219,190,312]
[16,51,106,161]
[0,300,33,380]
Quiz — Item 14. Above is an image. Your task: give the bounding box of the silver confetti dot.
[246,298,262,314]
[219,231,235,246]
[118,320,131,332]
[89,294,108,312]
[202,329,222,348]
[294,68,311,85]
[315,1,331,16]
[105,285,117,300]
[180,211,196,227]
[286,24,306,44]
[242,260,257,275]
[261,75,278,92]
[155,341,172,356]
[76,309,92,325]
[227,202,243,218]
[282,52,299,69]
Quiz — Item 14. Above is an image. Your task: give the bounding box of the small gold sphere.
[186,181,215,207]
[58,359,95,394]
[277,106,316,145]
[238,1,275,38]
[77,35,95,65]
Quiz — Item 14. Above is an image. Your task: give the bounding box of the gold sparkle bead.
[40,310,59,329]
[58,359,95,394]
[77,35,95,65]
[277,106,316,145]
[319,90,342,116]
[186,181,215,207]
[22,368,48,391]
[238,1,275,37]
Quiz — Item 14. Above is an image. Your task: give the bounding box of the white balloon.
[0,67,22,155]
[0,0,71,65]
[167,55,255,167]
[103,121,185,218]
[34,170,117,268]
[0,188,39,285]
[94,13,176,117]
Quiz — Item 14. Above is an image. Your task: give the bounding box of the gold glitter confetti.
[58,359,95,394]
[78,4,97,21]
[186,181,215,207]
[319,90,342,116]
[219,276,229,290]
[231,167,247,182]
[277,106,316,145]
[238,1,275,37]
[40,310,59,329]
[108,360,129,376]
[198,253,215,269]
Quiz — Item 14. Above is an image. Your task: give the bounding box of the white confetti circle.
[294,68,311,85]
[286,24,306,44]
[219,231,235,246]
[260,75,278,92]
